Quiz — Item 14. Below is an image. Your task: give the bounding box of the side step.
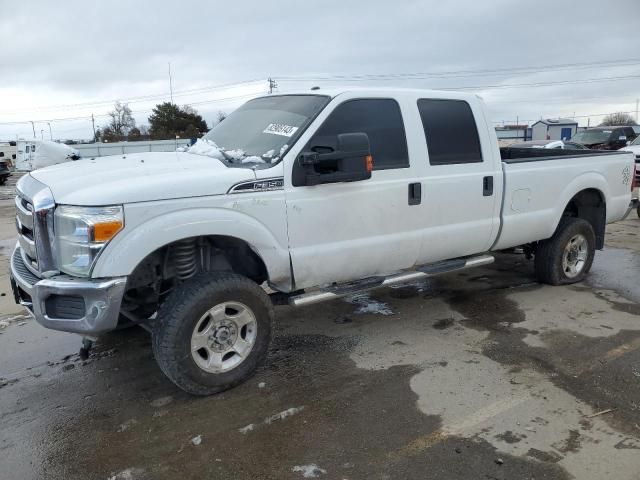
[289,254,494,308]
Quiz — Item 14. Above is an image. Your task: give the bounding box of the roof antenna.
[310,86,320,91]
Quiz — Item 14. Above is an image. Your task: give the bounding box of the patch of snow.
[241,155,266,164]
[238,424,255,434]
[264,406,305,425]
[187,138,225,160]
[117,419,138,432]
[346,294,394,316]
[191,434,202,446]
[292,464,327,478]
[279,144,289,156]
[225,149,245,161]
[150,396,173,408]
[258,382,266,389]
[107,468,144,480]
[262,149,275,159]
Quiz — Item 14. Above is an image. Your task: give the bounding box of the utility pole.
[47,122,52,140]
[30,121,35,138]
[168,62,174,104]
[91,114,96,141]
[40,129,44,140]
[268,77,277,94]
[636,98,639,123]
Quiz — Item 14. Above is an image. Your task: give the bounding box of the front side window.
[307,98,409,170]
[417,99,483,165]
[25,146,30,153]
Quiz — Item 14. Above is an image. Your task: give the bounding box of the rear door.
[413,97,501,264]
[284,95,423,289]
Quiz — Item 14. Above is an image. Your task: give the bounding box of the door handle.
[408,182,421,205]
[483,176,494,196]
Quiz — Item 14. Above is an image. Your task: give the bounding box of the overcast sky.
[1,0,639,140]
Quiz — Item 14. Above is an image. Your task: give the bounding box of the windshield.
[571,130,611,144]
[191,94,330,168]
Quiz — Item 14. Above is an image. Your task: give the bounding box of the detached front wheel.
[152,272,273,395]
[534,217,596,285]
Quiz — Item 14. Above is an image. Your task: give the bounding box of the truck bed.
[493,147,634,251]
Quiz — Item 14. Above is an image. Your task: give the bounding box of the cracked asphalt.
[1,175,640,480]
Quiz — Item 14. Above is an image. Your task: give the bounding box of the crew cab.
[10,88,635,395]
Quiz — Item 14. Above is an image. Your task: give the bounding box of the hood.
[30,152,256,205]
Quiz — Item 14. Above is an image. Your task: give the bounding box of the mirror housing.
[299,132,372,186]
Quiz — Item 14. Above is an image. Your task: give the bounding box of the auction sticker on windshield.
[263,123,299,137]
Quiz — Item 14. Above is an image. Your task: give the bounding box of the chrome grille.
[15,175,57,277]
[636,155,640,183]
[15,195,37,268]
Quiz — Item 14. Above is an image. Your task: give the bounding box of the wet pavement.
[1,177,640,479]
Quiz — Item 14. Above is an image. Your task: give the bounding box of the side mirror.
[298,132,373,186]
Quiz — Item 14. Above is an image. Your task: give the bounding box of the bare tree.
[600,112,637,126]
[216,111,227,124]
[105,101,136,138]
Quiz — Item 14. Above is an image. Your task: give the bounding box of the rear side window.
[417,99,482,165]
[310,98,409,170]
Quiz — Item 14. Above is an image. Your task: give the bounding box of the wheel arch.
[558,187,607,249]
[91,207,292,289]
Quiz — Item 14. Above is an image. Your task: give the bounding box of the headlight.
[54,205,124,276]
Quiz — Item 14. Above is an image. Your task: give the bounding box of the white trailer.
[15,140,80,171]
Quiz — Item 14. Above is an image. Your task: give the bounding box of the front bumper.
[10,245,126,334]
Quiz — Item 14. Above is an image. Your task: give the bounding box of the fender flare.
[91,207,291,287]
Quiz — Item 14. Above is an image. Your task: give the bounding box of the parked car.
[0,152,11,185]
[619,136,640,218]
[509,140,588,150]
[10,88,636,395]
[571,126,637,150]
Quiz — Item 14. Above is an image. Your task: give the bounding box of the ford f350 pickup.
[10,88,636,395]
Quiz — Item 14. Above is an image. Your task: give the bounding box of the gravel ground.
[1,175,640,480]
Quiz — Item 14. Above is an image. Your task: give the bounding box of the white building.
[531,119,578,141]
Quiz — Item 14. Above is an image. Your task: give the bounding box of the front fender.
[91,207,291,288]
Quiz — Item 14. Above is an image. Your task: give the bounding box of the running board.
[289,254,495,308]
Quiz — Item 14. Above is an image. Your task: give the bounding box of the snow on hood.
[187,138,268,165]
[30,151,256,205]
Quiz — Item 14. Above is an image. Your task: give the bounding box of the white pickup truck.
[10,88,635,395]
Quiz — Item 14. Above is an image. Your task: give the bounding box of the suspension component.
[173,238,198,280]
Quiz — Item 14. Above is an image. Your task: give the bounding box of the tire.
[534,217,596,286]
[637,206,640,219]
[152,272,273,395]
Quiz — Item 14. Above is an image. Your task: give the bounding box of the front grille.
[15,175,57,276]
[15,195,38,269]
[636,156,640,183]
[11,247,40,285]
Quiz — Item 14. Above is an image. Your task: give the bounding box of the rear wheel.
[152,272,273,395]
[534,217,595,285]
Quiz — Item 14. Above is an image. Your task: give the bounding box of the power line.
[276,58,640,81]
[0,79,266,115]
[0,91,266,126]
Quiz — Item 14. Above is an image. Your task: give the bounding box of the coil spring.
[173,238,198,280]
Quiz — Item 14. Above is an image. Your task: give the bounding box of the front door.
[284,96,422,289]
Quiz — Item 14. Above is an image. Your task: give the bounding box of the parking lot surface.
[1,175,640,480]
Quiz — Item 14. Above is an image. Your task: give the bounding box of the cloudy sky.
[1,0,639,140]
